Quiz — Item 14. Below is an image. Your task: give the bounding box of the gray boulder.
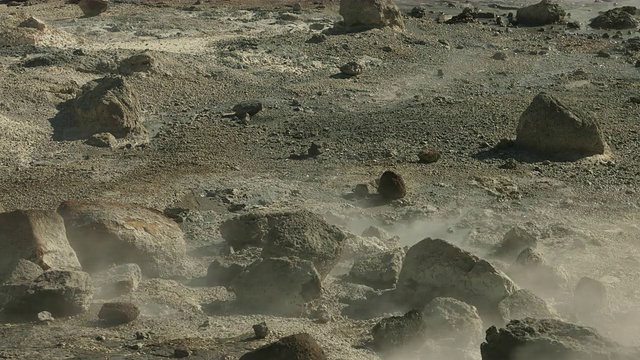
[348,248,403,289]
[1,270,93,317]
[590,7,639,30]
[395,238,517,317]
[339,0,404,30]
[498,289,556,322]
[73,76,146,139]
[2,259,43,285]
[0,210,82,283]
[423,297,484,348]
[232,257,322,316]
[220,211,346,278]
[58,200,187,278]
[481,318,639,360]
[507,248,569,297]
[515,92,607,158]
[517,0,566,26]
[92,263,142,299]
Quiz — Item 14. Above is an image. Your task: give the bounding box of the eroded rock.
[377,170,406,200]
[339,0,404,30]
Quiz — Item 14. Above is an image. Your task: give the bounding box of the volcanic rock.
[395,238,516,317]
[423,297,484,347]
[515,92,607,158]
[233,100,262,117]
[590,7,639,30]
[57,200,187,278]
[377,170,406,200]
[98,302,140,325]
[339,61,364,76]
[516,0,566,26]
[240,333,326,360]
[339,0,404,30]
[507,248,569,297]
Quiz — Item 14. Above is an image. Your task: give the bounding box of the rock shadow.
[49,98,85,141]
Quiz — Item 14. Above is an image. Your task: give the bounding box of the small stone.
[98,302,140,325]
[174,348,192,358]
[233,100,262,117]
[377,171,406,200]
[135,331,150,340]
[253,322,269,339]
[353,183,373,198]
[86,132,117,148]
[636,60,640,68]
[127,343,143,350]
[596,50,611,58]
[309,23,325,31]
[280,13,300,21]
[18,16,47,31]
[409,7,427,18]
[631,96,640,104]
[492,51,508,61]
[418,146,441,164]
[308,143,323,157]
[37,311,54,323]
[339,61,364,76]
[96,335,106,341]
[292,2,302,12]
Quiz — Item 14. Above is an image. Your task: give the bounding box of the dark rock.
[308,142,323,157]
[173,348,191,358]
[306,34,327,43]
[339,61,364,76]
[240,333,326,360]
[371,309,425,351]
[98,302,140,325]
[18,16,47,31]
[590,7,639,30]
[517,0,566,26]
[233,100,262,117]
[253,322,269,339]
[446,7,478,24]
[339,0,404,30]
[78,0,109,17]
[377,171,406,200]
[492,51,508,61]
[408,6,427,18]
[493,227,538,260]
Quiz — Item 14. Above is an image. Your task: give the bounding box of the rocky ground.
[1,0,640,359]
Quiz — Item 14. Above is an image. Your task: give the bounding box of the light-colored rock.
[498,289,556,322]
[517,0,566,26]
[423,297,484,347]
[0,210,82,283]
[93,263,142,299]
[515,92,607,158]
[348,248,403,289]
[339,0,404,29]
[18,16,47,31]
[57,200,187,278]
[396,238,517,316]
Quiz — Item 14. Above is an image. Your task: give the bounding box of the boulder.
[515,93,607,158]
[220,211,346,278]
[1,270,93,317]
[232,257,322,316]
[590,7,639,30]
[73,76,146,139]
[395,238,517,316]
[86,132,117,148]
[574,277,607,320]
[206,247,261,287]
[78,0,109,17]
[118,53,155,75]
[498,289,556,322]
[232,100,262,117]
[18,16,47,31]
[92,263,142,299]
[342,233,397,259]
[0,210,82,283]
[339,0,404,30]
[348,248,404,289]
[371,309,425,351]
[516,0,566,26]
[98,301,140,325]
[240,333,326,360]
[507,248,569,297]
[377,170,406,200]
[422,297,484,348]
[481,318,639,360]
[57,200,187,278]
[492,226,538,260]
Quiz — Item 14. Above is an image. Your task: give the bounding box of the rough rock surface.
[73,76,146,138]
[78,0,109,17]
[92,263,142,299]
[118,53,155,75]
[515,92,607,158]
[2,259,43,285]
[498,289,556,322]
[339,0,404,30]
[348,248,403,289]
[0,210,81,283]
[395,238,517,316]
[481,318,638,360]
[98,301,140,325]
[232,257,322,316]
[422,297,484,347]
[590,7,639,30]
[492,226,538,260]
[18,16,47,31]
[86,132,117,148]
[516,0,566,26]
[221,211,346,278]
[57,200,187,278]
[206,247,261,287]
[1,270,93,317]
[377,170,407,200]
[371,309,425,351]
[507,248,568,297]
[339,61,364,76]
[240,333,327,360]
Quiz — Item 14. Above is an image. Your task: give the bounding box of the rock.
[0,210,82,283]
[92,263,142,299]
[492,51,508,61]
[339,61,364,76]
[18,16,46,31]
[507,248,568,297]
[590,7,639,30]
[423,297,484,347]
[395,238,517,317]
[253,322,269,339]
[516,0,566,26]
[118,53,155,75]
[1,270,93,317]
[206,259,246,287]
[493,226,538,260]
[417,146,441,164]
[498,289,556,322]
[292,3,302,12]
[515,92,607,158]
[240,333,326,360]
[377,170,406,200]
[597,50,611,58]
[73,76,147,139]
[445,7,477,24]
[306,34,326,43]
[409,6,427,18]
[98,302,140,325]
[86,132,117,148]
[339,0,404,30]
[361,226,391,240]
[232,257,322,316]
[2,259,43,285]
[221,210,346,278]
[574,276,607,320]
[37,311,54,323]
[173,348,192,358]
[233,100,262,117]
[371,309,425,351]
[481,318,638,360]
[57,200,187,278]
[348,248,403,289]
[280,13,300,21]
[308,142,323,157]
[78,0,109,17]
[353,183,375,198]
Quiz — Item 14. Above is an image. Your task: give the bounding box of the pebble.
[253,322,269,339]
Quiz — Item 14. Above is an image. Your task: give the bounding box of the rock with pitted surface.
[339,0,404,30]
